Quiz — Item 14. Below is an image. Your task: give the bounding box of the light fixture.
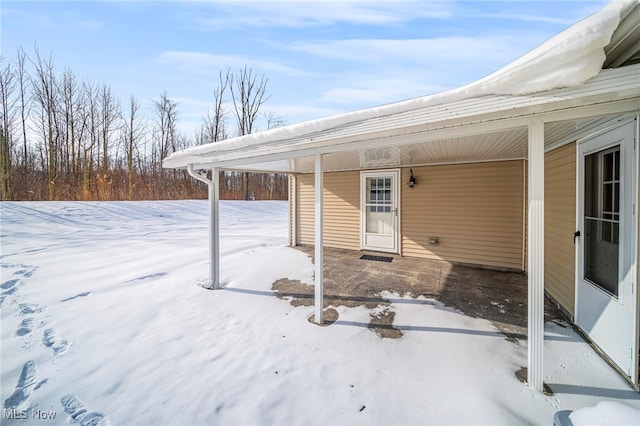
[407,168,417,188]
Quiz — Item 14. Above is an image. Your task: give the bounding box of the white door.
[576,120,637,379]
[361,170,399,253]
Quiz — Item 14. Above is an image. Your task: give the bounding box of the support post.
[187,164,220,290]
[210,167,220,289]
[527,121,545,391]
[314,153,324,324]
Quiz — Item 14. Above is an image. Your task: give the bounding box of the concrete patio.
[273,246,565,341]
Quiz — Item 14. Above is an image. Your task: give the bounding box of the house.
[164,0,640,392]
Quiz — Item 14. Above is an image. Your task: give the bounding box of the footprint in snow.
[42,328,70,355]
[61,395,109,426]
[61,291,93,302]
[19,303,45,315]
[17,318,35,336]
[25,248,45,254]
[18,269,35,278]
[123,272,167,284]
[4,361,47,410]
[1,278,19,289]
[2,286,18,296]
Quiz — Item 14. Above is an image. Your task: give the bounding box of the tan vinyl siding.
[401,161,524,270]
[544,142,576,316]
[296,171,360,250]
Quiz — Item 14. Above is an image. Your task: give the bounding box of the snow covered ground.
[1,200,639,425]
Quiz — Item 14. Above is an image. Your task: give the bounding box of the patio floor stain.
[272,246,564,340]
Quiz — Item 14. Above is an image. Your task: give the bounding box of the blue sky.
[1,0,609,138]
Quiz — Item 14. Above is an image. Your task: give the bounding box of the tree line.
[0,47,289,202]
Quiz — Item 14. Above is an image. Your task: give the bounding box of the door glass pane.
[603,152,613,181]
[584,154,598,217]
[603,183,612,213]
[365,176,393,235]
[583,146,620,296]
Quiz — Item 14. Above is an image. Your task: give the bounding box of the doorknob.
[574,230,581,243]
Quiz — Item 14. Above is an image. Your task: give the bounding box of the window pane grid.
[367,177,392,212]
[583,145,620,297]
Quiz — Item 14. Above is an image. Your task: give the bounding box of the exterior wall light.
[407,168,417,188]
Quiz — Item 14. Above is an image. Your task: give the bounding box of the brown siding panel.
[296,171,360,250]
[401,161,524,270]
[544,142,576,317]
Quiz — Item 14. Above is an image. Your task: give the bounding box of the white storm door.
[576,120,637,379]
[361,170,400,253]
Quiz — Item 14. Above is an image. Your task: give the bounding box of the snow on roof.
[164,0,632,169]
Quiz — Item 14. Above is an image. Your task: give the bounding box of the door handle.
[574,230,581,243]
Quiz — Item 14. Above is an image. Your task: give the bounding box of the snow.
[1,200,639,425]
[570,401,640,426]
[163,0,633,169]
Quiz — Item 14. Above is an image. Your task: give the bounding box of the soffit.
[223,114,629,174]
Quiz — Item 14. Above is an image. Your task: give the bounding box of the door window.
[365,177,393,235]
[583,146,620,296]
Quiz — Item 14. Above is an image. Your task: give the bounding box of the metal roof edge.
[163,65,640,170]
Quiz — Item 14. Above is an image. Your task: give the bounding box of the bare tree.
[152,91,178,197]
[81,80,100,198]
[230,65,269,136]
[99,83,121,176]
[16,47,31,175]
[153,91,178,161]
[123,95,145,200]
[265,111,287,130]
[60,69,81,188]
[0,56,17,200]
[229,66,270,200]
[0,46,288,201]
[200,69,230,145]
[30,48,58,200]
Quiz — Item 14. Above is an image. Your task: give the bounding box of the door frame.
[360,169,401,254]
[574,117,638,381]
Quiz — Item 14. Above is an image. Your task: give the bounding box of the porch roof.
[163,1,640,174]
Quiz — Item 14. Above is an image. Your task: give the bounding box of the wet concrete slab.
[273,246,564,340]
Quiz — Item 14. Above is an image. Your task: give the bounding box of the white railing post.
[314,153,324,324]
[527,121,545,391]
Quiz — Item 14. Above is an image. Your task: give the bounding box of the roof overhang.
[604,0,640,68]
[163,64,640,174]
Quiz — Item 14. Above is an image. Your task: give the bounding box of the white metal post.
[210,168,220,289]
[187,164,220,289]
[314,153,324,324]
[527,121,545,391]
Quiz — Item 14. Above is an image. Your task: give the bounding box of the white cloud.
[290,36,523,67]
[315,77,447,106]
[155,51,316,77]
[468,12,575,26]
[265,103,341,121]
[4,7,104,32]
[191,1,453,30]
